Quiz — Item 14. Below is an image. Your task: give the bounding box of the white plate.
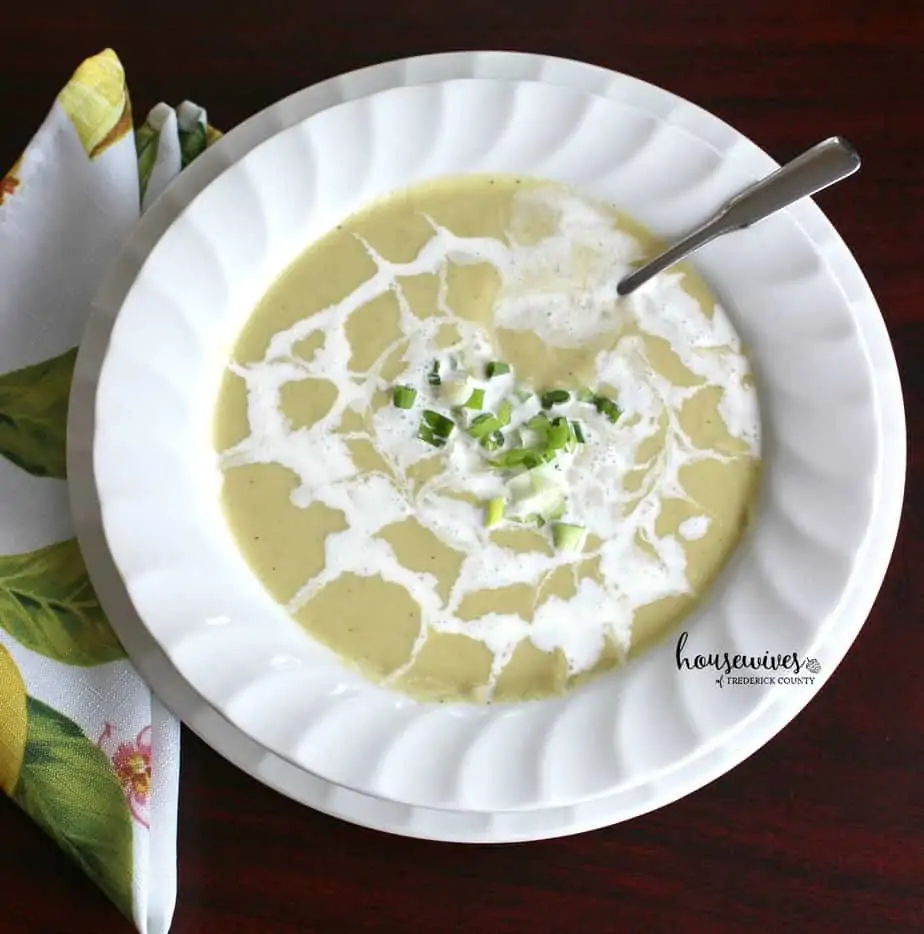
[71,53,905,836]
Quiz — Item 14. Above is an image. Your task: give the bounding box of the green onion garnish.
[481,430,505,452]
[547,417,570,451]
[593,395,621,423]
[467,412,499,441]
[489,449,531,470]
[392,385,417,409]
[540,389,570,409]
[523,452,547,469]
[463,388,485,410]
[485,498,505,527]
[489,448,554,470]
[468,399,515,444]
[421,409,454,438]
[418,410,454,447]
[401,359,610,544]
[417,427,447,448]
[552,522,587,552]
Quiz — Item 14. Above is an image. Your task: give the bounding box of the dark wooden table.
[2,2,921,932]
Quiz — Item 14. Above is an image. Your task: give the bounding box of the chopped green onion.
[513,389,533,403]
[463,388,485,410]
[417,427,447,448]
[593,395,622,423]
[489,448,531,470]
[523,451,552,469]
[541,389,570,409]
[421,409,454,438]
[428,360,441,386]
[547,417,571,451]
[485,498,505,527]
[577,388,596,403]
[499,450,550,471]
[572,421,586,443]
[526,412,550,431]
[481,430,505,452]
[418,409,454,447]
[552,522,587,552]
[467,412,499,440]
[469,399,515,444]
[485,361,510,378]
[392,385,417,409]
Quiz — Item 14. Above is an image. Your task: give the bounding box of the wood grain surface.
[1,2,921,932]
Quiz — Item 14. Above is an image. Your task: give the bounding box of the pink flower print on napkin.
[97,723,152,828]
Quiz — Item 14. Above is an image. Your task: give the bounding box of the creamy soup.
[214,176,761,704]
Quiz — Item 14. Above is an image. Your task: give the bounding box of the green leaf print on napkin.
[135,120,160,204]
[0,347,75,479]
[0,539,126,666]
[12,697,134,921]
[178,120,208,168]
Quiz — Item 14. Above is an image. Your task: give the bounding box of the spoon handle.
[616,136,861,296]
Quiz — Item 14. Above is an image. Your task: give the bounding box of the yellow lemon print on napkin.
[57,48,131,159]
[0,644,27,794]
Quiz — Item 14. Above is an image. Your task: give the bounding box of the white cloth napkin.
[0,48,218,933]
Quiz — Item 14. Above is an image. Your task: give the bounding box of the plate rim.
[69,50,906,839]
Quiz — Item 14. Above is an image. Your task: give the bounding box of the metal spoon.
[616,136,861,297]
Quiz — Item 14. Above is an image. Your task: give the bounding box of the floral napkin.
[0,49,219,933]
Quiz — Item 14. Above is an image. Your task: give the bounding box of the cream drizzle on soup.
[214,176,761,703]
